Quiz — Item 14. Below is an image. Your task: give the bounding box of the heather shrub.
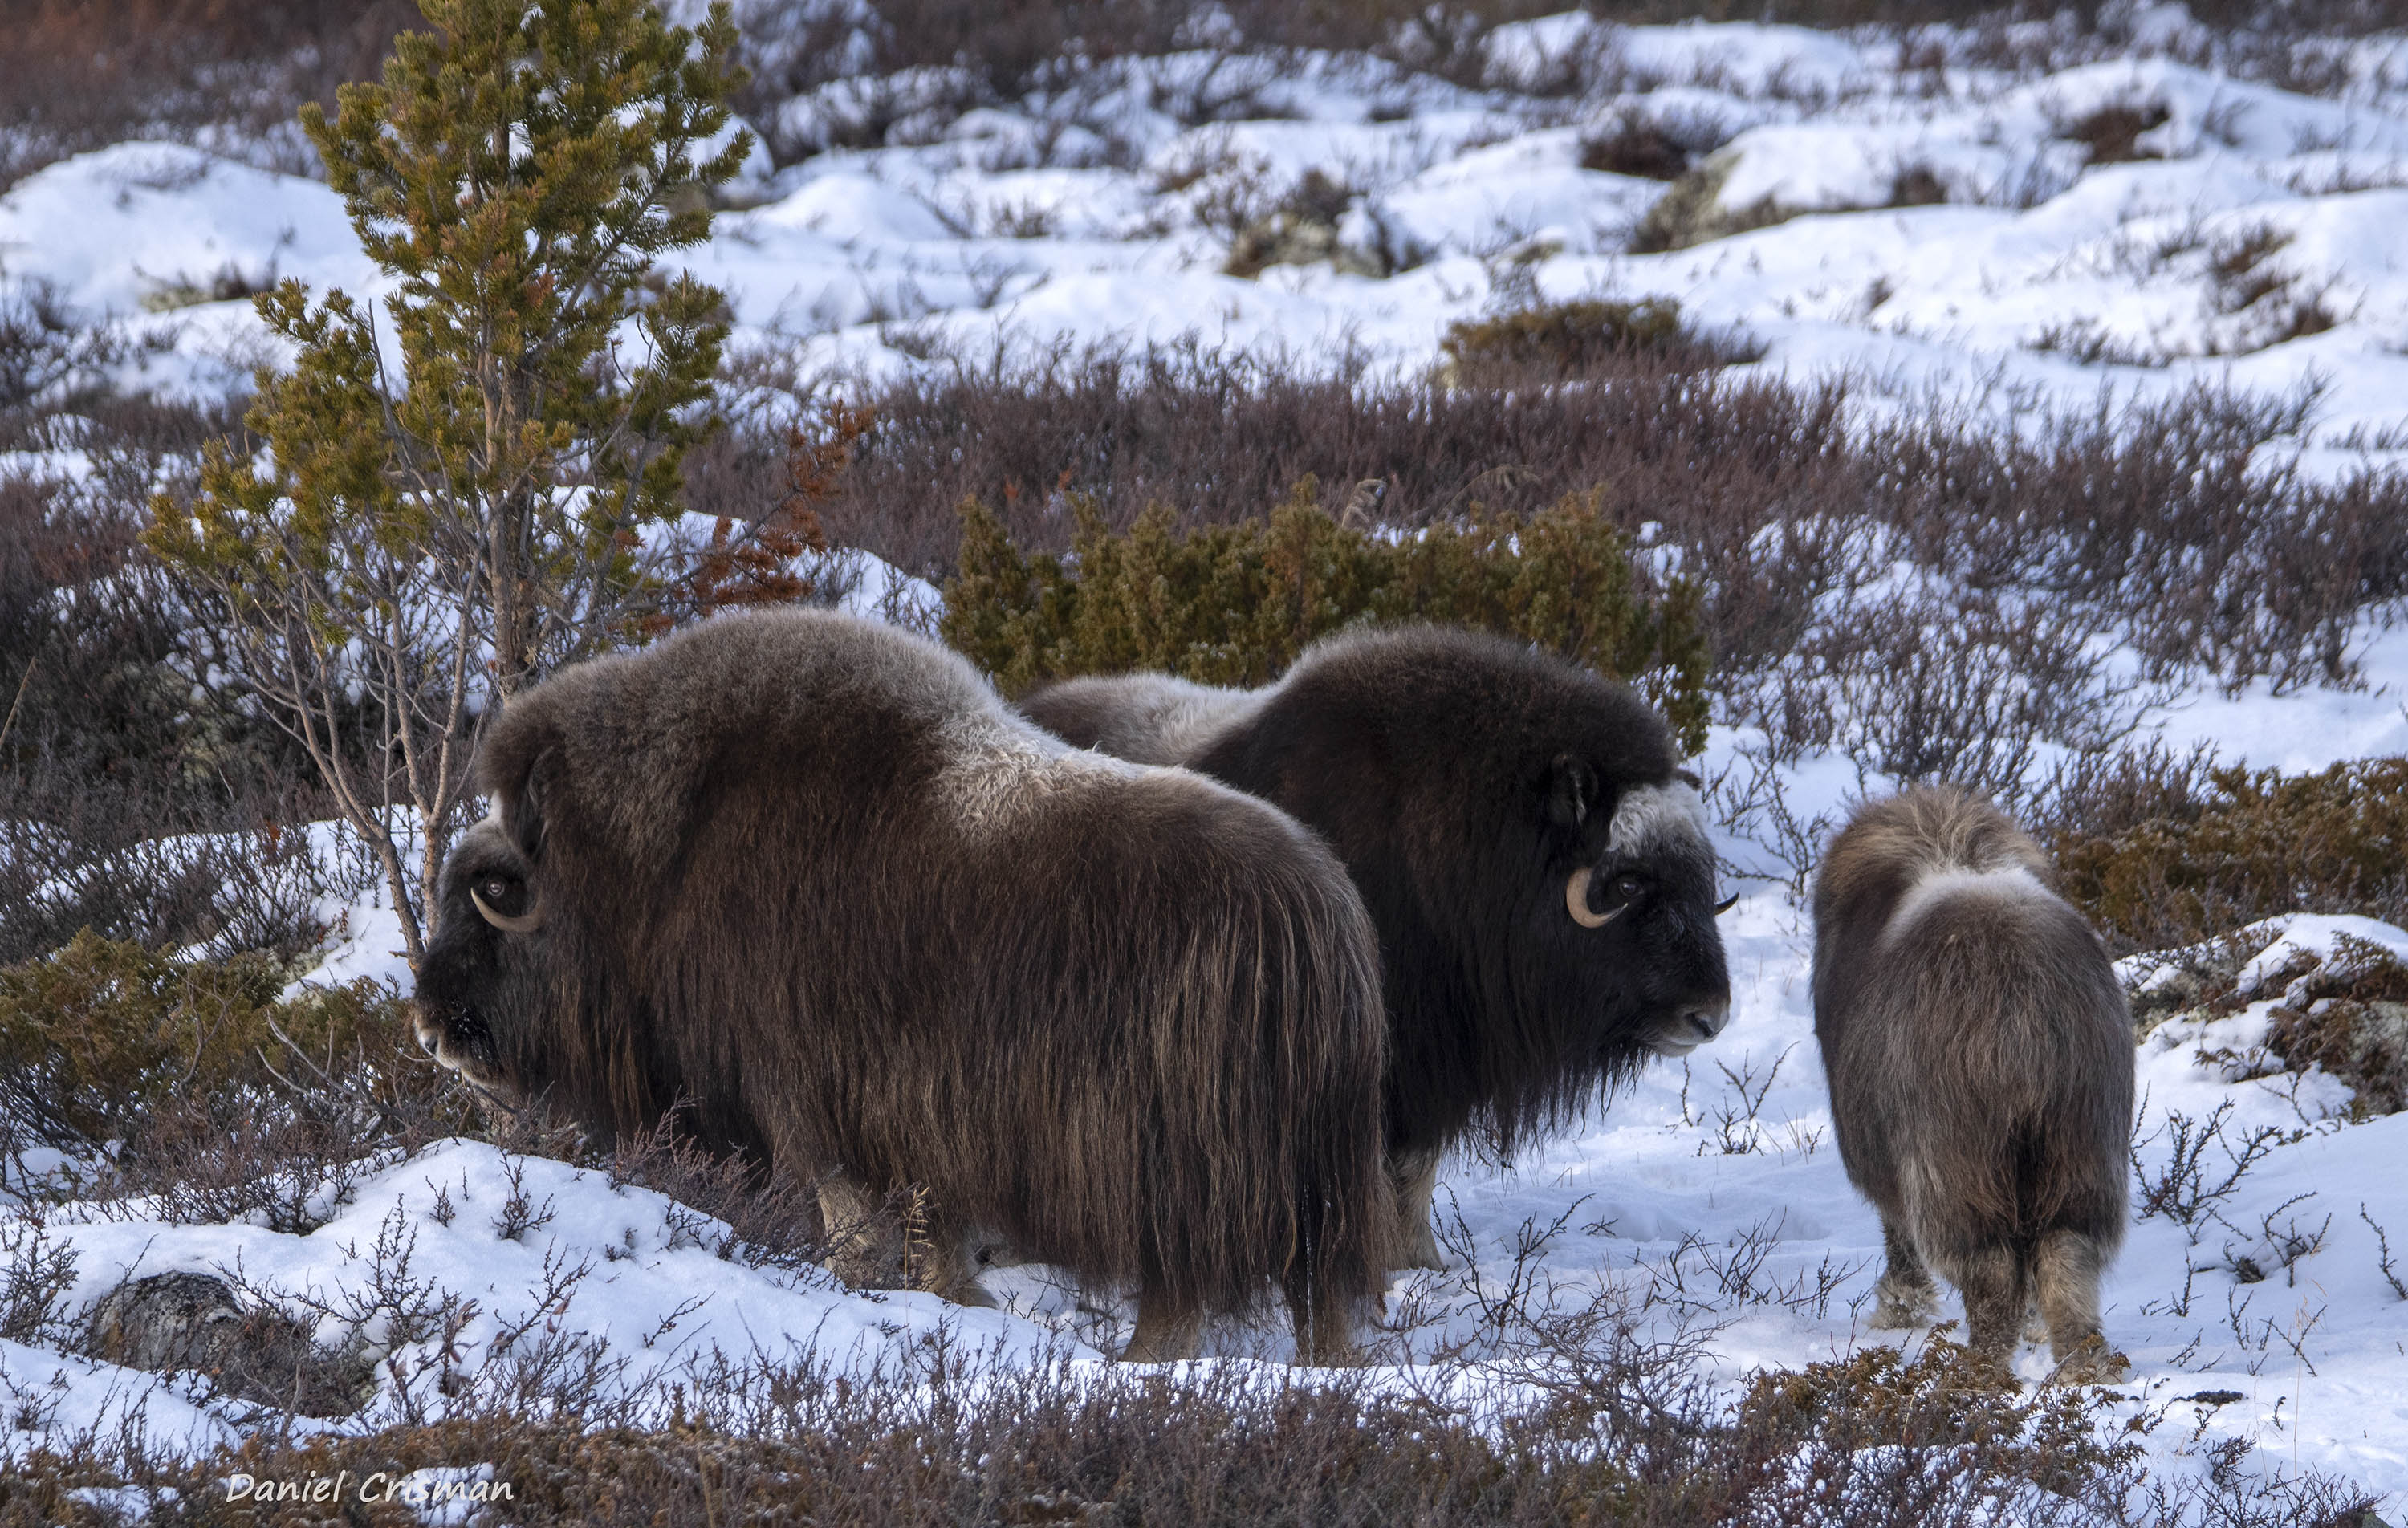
[942,480,1712,750]
[2258,933,2408,1115]
[2,470,333,965]
[2052,758,2408,953]
[0,933,432,1156]
[1438,297,1759,382]
[823,343,2408,714]
[0,933,478,1231]
[0,1331,2372,1526]
[0,932,289,1153]
[0,0,411,189]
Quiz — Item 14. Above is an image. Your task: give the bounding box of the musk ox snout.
[1649,994,1731,1056]
[1589,781,1734,1059]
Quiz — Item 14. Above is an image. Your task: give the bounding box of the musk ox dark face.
[1545,766,1731,1059]
[413,815,554,1105]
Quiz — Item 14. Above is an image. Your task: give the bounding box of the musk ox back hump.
[1811,787,2133,1270]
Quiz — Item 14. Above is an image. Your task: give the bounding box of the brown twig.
[0,657,35,754]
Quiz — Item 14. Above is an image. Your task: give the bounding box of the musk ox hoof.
[1396,1221,1446,1272]
[1119,1302,1203,1364]
[2047,1336,2130,1387]
[1869,1278,1939,1331]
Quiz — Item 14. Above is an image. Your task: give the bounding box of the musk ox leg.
[817,1171,995,1309]
[1283,1265,1369,1367]
[1389,1145,1446,1271]
[2022,1300,2051,1346]
[1869,1219,1940,1330]
[2033,1230,2129,1384]
[1121,1291,1202,1363]
[1956,1243,2027,1372]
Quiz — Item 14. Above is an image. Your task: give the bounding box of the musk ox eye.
[469,872,543,933]
[1613,873,1648,903]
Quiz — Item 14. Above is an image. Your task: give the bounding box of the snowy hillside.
[6,3,2408,1519]
[6,11,2408,464]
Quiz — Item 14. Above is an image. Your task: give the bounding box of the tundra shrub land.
[0,934,478,1217]
[6,0,2408,1515]
[0,1336,2373,1526]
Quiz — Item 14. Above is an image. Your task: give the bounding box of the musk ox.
[1811,786,2133,1384]
[1021,627,1734,1269]
[412,609,1396,1363]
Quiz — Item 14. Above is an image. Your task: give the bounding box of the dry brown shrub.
[0,0,413,188]
[1440,297,1759,381]
[0,933,481,1226]
[0,1331,2375,1526]
[820,344,2408,723]
[2052,758,2408,954]
[2260,934,2408,1115]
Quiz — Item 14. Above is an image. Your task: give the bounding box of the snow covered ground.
[4,3,2408,1516]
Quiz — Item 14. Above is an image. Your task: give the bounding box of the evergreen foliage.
[144,0,748,960]
[0,931,405,1156]
[942,480,1713,753]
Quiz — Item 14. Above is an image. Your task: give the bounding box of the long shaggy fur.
[1811,786,2133,1378]
[1024,628,1731,1262]
[413,610,1395,1356]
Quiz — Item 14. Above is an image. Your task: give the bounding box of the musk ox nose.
[1682,998,1731,1042]
[1651,996,1731,1056]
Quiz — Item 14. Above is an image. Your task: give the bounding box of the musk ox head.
[1546,763,1732,1059]
[412,807,554,1105]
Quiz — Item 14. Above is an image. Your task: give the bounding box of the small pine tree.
[148,0,748,961]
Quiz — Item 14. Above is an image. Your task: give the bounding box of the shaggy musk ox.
[411,610,1396,1363]
[1022,627,1734,1268]
[1812,787,2133,1383]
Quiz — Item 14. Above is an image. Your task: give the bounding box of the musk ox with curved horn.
[412,609,1395,1364]
[1022,626,1734,1269]
[1812,786,2133,1384]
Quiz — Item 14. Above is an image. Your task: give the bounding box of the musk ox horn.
[1716,893,1739,914]
[470,884,544,934]
[1564,868,1622,929]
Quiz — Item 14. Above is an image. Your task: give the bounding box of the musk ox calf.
[1812,787,2133,1383]
[1023,627,1734,1269]
[412,609,1395,1364]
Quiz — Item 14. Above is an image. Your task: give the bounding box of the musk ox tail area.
[952,768,1397,1339]
[1812,786,2133,1382]
[426,608,1392,1363]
